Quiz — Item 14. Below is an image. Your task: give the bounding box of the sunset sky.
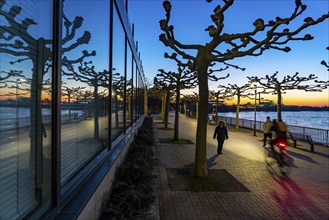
[129,0,329,107]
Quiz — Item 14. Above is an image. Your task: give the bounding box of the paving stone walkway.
[153,112,329,220]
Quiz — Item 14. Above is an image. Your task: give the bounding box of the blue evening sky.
[128,0,328,103]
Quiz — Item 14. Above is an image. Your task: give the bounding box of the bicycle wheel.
[278,151,293,175]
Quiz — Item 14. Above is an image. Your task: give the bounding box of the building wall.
[0,0,146,219]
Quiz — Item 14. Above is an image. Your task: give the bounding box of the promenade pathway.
[153,112,329,220]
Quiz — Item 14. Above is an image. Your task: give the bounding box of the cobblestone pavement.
[153,112,329,220]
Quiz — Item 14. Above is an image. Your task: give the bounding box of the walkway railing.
[217,116,329,146]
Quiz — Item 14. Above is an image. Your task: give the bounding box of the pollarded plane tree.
[97,89,110,116]
[0,1,95,202]
[65,61,108,139]
[147,86,163,114]
[163,52,231,140]
[153,75,176,129]
[150,84,167,122]
[248,72,329,120]
[75,89,93,119]
[160,0,329,177]
[182,92,199,118]
[209,87,233,125]
[218,82,261,130]
[157,68,196,140]
[158,53,198,140]
[61,85,85,119]
[111,73,125,128]
[126,78,133,123]
[62,85,86,104]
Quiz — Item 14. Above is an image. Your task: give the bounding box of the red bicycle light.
[278,142,287,148]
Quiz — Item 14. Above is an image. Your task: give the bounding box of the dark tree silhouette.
[320,46,329,71]
[61,85,85,119]
[248,72,329,119]
[65,61,108,139]
[76,89,93,119]
[0,70,24,89]
[183,92,200,117]
[0,70,24,81]
[147,86,163,114]
[163,51,231,139]
[218,83,255,129]
[158,53,197,140]
[0,2,96,201]
[209,88,233,125]
[153,76,175,129]
[62,85,85,104]
[112,73,125,128]
[160,0,329,177]
[157,67,196,140]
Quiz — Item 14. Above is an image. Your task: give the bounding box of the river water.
[0,107,328,130]
[210,111,329,130]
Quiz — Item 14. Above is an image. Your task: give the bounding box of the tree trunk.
[161,94,165,121]
[196,102,199,118]
[94,84,100,139]
[114,89,119,128]
[195,64,209,177]
[164,91,169,129]
[235,93,241,130]
[173,84,180,140]
[277,90,282,120]
[215,98,219,125]
[184,102,187,115]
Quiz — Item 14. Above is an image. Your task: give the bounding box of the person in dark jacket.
[213,120,229,155]
[270,118,287,149]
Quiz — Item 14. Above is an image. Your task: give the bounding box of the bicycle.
[263,140,293,175]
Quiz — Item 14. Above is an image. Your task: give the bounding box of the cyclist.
[270,118,288,164]
[271,118,287,145]
[277,118,288,141]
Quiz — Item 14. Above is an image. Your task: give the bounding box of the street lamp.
[252,83,257,136]
[16,78,26,130]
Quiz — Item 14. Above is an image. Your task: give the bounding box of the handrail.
[217,116,329,147]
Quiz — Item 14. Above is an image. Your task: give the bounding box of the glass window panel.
[126,47,133,128]
[112,6,125,140]
[139,73,144,117]
[0,1,53,218]
[61,0,110,188]
[133,62,138,122]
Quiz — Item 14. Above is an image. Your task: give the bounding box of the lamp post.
[15,78,26,130]
[16,79,19,130]
[252,83,257,136]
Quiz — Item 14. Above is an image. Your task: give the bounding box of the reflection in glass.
[0,1,53,218]
[112,6,125,140]
[126,48,133,128]
[61,0,110,188]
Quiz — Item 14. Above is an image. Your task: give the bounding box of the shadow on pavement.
[287,150,321,164]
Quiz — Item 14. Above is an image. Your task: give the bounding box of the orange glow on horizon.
[224,90,329,107]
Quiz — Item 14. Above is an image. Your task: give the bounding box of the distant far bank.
[216,105,329,112]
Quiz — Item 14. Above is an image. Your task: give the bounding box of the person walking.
[262,116,273,146]
[213,120,229,155]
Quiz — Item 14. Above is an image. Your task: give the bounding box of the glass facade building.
[0,0,147,219]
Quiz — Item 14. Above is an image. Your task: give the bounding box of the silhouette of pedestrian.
[213,120,228,155]
[262,116,272,146]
